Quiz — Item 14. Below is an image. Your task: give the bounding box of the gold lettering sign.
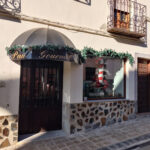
[11,51,25,60]
[40,51,67,60]
[8,49,79,64]
[38,50,79,63]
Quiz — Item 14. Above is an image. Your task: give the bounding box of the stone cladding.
[69,100,136,134]
[0,115,18,149]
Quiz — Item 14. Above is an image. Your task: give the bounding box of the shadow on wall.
[0,78,20,148]
[111,33,147,47]
[0,8,21,22]
[0,15,21,23]
[74,0,91,6]
[0,78,20,115]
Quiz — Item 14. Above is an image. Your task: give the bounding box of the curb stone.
[97,133,150,150]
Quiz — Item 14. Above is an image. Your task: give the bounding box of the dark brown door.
[138,59,150,113]
[19,60,63,134]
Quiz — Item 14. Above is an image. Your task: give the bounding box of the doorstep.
[98,133,150,150]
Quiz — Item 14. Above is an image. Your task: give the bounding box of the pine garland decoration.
[6,45,134,65]
[81,47,134,65]
[6,44,81,55]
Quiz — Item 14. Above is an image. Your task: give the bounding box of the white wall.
[21,0,150,33]
[21,0,109,30]
[63,62,71,103]
[63,62,83,103]
[0,20,47,116]
[70,63,83,103]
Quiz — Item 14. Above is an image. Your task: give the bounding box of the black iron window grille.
[107,0,147,38]
[0,0,21,13]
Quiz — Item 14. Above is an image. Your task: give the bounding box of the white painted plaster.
[70,63,83,103]
[63,62,71,103]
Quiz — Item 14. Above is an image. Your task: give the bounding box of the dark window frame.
[83,58,126,101]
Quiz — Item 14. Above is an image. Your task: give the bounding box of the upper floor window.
[114,8,130,29]
[107,0,146,38]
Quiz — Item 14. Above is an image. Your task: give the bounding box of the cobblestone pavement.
[3,114,150,150]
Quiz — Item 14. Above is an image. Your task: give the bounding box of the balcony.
[0,0,21,13]
[107,0,146,38]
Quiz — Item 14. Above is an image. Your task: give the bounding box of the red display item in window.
[103,79,109,89]
[97,58,104,84]
[96,58,109,89]
[95,77,100,88]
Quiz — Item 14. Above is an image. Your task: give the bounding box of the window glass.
[83,57,125,100]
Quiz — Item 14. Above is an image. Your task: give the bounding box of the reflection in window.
[83,57,125,100]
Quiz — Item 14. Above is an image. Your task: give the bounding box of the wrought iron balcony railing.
[0,0,21,13]
[107,0,146,38]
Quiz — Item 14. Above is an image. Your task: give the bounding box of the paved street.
[3,114,150,150]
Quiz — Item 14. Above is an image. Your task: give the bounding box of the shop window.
[83,57,125,100]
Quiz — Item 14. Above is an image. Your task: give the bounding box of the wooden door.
[138,59,150,113]
[114,9,130,29]
[19,60,63,134]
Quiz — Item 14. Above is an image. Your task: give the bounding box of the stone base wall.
[69,100,136,134]
[0,115,18,149]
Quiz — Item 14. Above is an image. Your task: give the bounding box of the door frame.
[135,53,150,114]
[137,58,150,113]
[18,60,64,135]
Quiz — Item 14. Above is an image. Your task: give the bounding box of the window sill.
[83,99,134,103]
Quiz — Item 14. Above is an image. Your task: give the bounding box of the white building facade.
[0,0,150,148]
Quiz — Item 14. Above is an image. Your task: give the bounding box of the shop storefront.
[0,27,136,148]
[0,0,150,149]
[6,28,83,135]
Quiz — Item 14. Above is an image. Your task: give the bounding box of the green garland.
[81,47,134,65]
[6,44,81,55]
[6,45,134,65]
